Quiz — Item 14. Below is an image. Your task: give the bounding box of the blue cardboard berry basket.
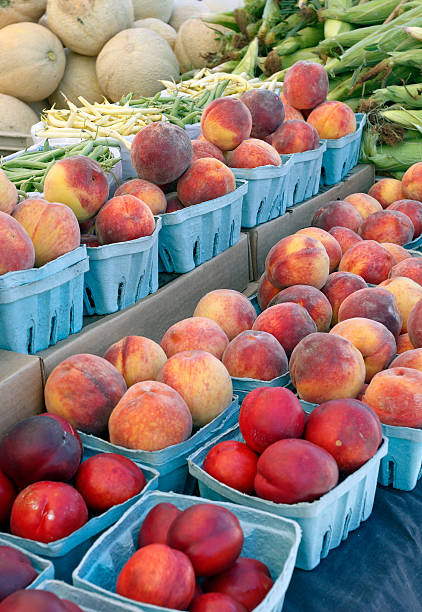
[0,246,88,354]
[158,180,247,274]
[281,141,326,207]
[404,233,422,250]
[73,491,301,612]
[0,447,158,582]
[187,423,387,571]
[0,536,54,590]
[232,371,291,404]
[83,217,161,316]
[320,113,366,186]
[36,580,141,611]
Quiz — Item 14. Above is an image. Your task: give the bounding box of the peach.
[157,350,233,427]
[138,503,182,548]
[329,317,396,382]
[0,210,35,275]
[193,289,257,341]
[296,227,342,272]
[115,179,167,215]
[397,332,414,353]
[104,335,167,387]
[307,101,356,139]
[312,200,363,233]
[165,193,184,213]
[268,284,332,332]
[44,353,127,435]
[265,234,330,290]
[281,94,304,121]
[271,120,320,154]
[289,332,366,403]
[344,193,383,219]
[390,348,422,372]
[363,367,422,427]
[257,272,280,310]
[10,481,88,543]
[177,158,236,206]
[361,210,414,245]
[0,470,15,525]
[0,546,37,601]
[222,330,287,381]
[328,226,363,255]
[408,298,422,347]
[95,194,155,244]
[368,179,404,209]
[0,590,83,611]
[239,387,305,453]
[240,89,285,139]
[338,287,403,340]
[117,543,195,609]
[338,240,395,285]
[402,162,422,201]
[380,243,411,264]
[227,138,281,169]
[200,98,252,151]
[130,122,193,185]
[304,399,382,473]
[252,302,317,356]
[109,381,192,451]
[161,317,229,360]
[41,414,83,455]
[321,271,367,325]
[282,61,329,110]
[12,198,80,267]
[203,441,258,494]
[191,140,226,164]
[44,156,109,222]
[379,276,422,332]
[388,199,422,237]
[168,504,243,576]
[255,438,339,504]
[0,169,17,215]
[390,257,422,285]
[191,593,247,612]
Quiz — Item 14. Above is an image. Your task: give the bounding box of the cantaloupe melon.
[0,0,46,29]
[169,0,207,31]
[203,0,244,11]
[96,28,180,102]
[0,94,39,134]
[49,51,105,109]
[46,0,134,56]
[132,0,174,23]
[133,18,177,49]
[0,22,65,102]
[175,18,226,73]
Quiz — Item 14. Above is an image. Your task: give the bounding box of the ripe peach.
[0,210,35,275]
[130,122,193,185]
[290,332,366,403]
[104,335,167,387]
[380,243,411,264]
[109,381,192,451]
[363,367,422,427]
[368,179,404,209]
[95,194,155,244]
[157,350,233,427]
[344,193,382,219]
[203,441,258,494]
[268,284,332,332]
[338,240,395,285]
[10,481,88,543]
[390,348,422,372]
[390,257,422,285]
[161,317,229,360]
[307,101,356,139]
[168,504,243,576]
[138,503,181,549]
[44,353,127,435]
[0,590,83,611]
[191,593,247,612]
[282,61,329,110]
[227,138,281,168]
[222,330,288,381]
[0,169,17,215]
[200,98,252,151]
[361,210,414,245]
[257,272,280,310]
[328,226,362,255]
[41,413,83,455]
[240,89,285,139]
[115,179,167,215]
[330,317,396,382]
[397,333,414,353]
[265,234,330,290]
[321,271,367,325]
[193,289,257,341]
[0,470,15,525]
[44,156,109,222]
[255,438,339,503]
[191,140,226,164]
[296,227,342,272]
[379,276,422,332]
[304,399,382,472]
[281,94,304,121]
[407,298,422,348]
[0,546,37,602]
[117,543,195,609]
[312,200,363,233]
[239,387,305,453]
[271,120,320,154]
[388,199,422,238]
[177,158,236,206]
[338,287,403,340]
[402,162,422,201]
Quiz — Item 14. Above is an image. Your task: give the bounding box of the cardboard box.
[245,164,375,280]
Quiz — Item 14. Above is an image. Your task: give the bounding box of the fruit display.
[0,546,38,601]
[0,589,83,611]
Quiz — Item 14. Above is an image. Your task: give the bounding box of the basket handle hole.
[342,510,352,540]
[69,305,74,334]
[387,460,396,486]
[193,239,201,266]
[135,274,145,301]
[49,315,57,345]
[117,281,126,310]
[212,233,220,257]
[27,325,34,354]
[321,529,332,558]
[85,287,95,310]
[229,221,235,247]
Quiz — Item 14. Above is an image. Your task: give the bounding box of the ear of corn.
[372,82,422,107]
[319,0,410,25]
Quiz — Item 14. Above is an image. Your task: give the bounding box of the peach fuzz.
[379,276,422,332]
[390,257,422,285]
[361,210,414,246]
[390,348,422,372]
[330,317,396,382]
[115,179,167,215]
[227,138,281,169]
[222,330,288,381]
[282,61,329,110]
[193,289,257,341]
[0,169,17,214]
[397,333,414,353]
[307,101,356,139]
[240,88,285,139]
[44,353,127,435]
[191,139,226,164]
[201,97,252,151]
[0,210,35,275]
[296,226,341,272]
[12,198,80,267]
[368,179,404,209]
[109,380,192,451]
[104,335,167,387]
[388,199,422,238]
[44,156,109,222]
[281,94,304,121]
[408,298,422,348]
[402,162,422,201]
[312,200,362,233]
[363,367,422,427]
[338,287,403,340]
[268,284,332,332]
[265,234,329,290]
[328,226,362,255]
[271,120,319,154]
[381,243,411,264]
[177,158,236,206]
[257,272,280,310]
[338,240,395,285]
[289,332,366,404]
[321,271,367,325]
[96,194,155,245]
[160,316,229,360]
[344,193,382,219]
